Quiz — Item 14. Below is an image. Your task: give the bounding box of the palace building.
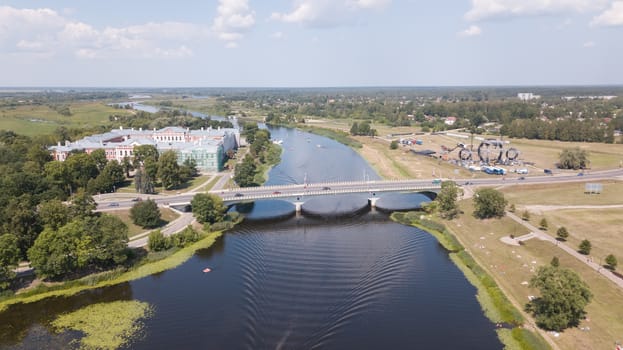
[49,126,240,172]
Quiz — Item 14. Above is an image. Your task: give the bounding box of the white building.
[49,126,240,172]
[517,93,540,101]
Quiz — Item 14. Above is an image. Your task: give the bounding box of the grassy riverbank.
[0,231,223,313]
[391,212,550,350]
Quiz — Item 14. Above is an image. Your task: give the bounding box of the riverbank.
[0,231,223,313]
[390,212,551,350]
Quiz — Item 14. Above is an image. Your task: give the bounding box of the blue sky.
[1,0,622,87]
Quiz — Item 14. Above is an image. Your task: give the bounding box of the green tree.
[527,265,592,331]
[556,227,569,241]
[550,256,560,268]
[191,193,227,224]
[605,254,618,270]
[473,188,507,219]
[234,154,258,187]
[0,234,20,289]
[157,150,181,190]
[436,181,462,219]
[38,199,71,230]
[148,230,171,252]
[69,190,96,219]
[90,149,108,172]
[121,156,134,178]
[130,199,161,229]
[134,167,155,194]
[389,140,399,150]
[559,147,589,170]
[133,145,159,180]
[93,214,129,265]
[539,218,548,230]
[508,203,516,213]
[2,195,42,258]
[65,152,99,190]
[579,239,592,255]
[180,158,198,181]
[349,122,359,136]
[28,223,83,278]
[521,210,530,221]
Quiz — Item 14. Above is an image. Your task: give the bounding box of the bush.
[578,239,592,255]
[556,227,569,241]
[148,230,171,252]
[539,218,548,230]
[473,188,507,219]
[390,140,399,150]
[605,254,618,270]
[521,210,530,221]
[130,200,161,229]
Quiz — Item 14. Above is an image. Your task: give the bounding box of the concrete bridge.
[166,179,442,212]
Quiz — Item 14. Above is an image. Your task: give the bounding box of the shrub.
[605,254,618,270]
[148,230,171,252]
[578,240,592,255]
[556,227,569,241]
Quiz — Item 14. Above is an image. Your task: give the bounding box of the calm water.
[0,126,502,349]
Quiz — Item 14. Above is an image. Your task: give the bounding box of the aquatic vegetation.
[51,300,153,350]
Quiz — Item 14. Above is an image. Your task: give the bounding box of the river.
[0,126,502,349]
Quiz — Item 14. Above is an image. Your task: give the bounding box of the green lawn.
[108,208,180,238]
[0,102,132,136]
[502,180,623,206]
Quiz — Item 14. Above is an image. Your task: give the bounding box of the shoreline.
[0,231,223,313]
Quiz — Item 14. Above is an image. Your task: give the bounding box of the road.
[128,212,195,248]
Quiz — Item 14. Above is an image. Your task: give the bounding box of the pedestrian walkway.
[506,212,623,289]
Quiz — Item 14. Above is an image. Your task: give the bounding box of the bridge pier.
[368,197,379,208]
[294,202,304,212]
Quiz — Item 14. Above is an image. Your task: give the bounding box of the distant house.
[518,93,540,101]
[49,126,240,172]
[444,116,457,126]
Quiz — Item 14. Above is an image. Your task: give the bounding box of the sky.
[1,0,622,87]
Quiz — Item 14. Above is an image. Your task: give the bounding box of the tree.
[556,227,569,241]
[0,234,20,289]
[65,152,99,190]
[180,158,198,181]
[148,230,171,252]
[121,156,134,178]
[473,188,507,219]
[527,265,592,331]
[605,254,618,270]
[350,122,359,136]
[234,154,258,187]
[550,256,560,268]
[521,210,530,221]
[70,190,96,219]
[134,167,155,194]
[39,199,71,230]
[130,199,161,229]
[93,214,129,265]
[2,195,42,258]
[389,140,399,150]
[436,181,462,219]
[90,149,108,172]
[157,150,181,190]
[579,239,592,255]
[559,147,589,170]
[539,218,548,230]
[508,203,516,213]
[133,145,159,180]
[191,193,227,224]
[28,223,83,278]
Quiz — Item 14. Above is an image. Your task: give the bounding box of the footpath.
[505,212,623,289]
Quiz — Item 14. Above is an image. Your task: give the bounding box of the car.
[518,176,525,180]
[272,191,282,194]
[108,202,119,207]
[322,186,331,190]
[234,193,244,197]
[463,181,472,185]
[131,197,142,202]
[577,172,584,176]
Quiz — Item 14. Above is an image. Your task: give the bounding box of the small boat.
[203,268,212,273]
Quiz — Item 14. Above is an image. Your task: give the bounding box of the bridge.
[168,179,442,211]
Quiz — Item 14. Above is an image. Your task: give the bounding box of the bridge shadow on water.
[226,192,431,223]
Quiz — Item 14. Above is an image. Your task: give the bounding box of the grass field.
[445,201,623,350]
[502,180,623,206]
[524,208,623,271]
[0,102,132,136]
[108,208,180,238]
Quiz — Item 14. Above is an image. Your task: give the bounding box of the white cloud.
[591,1,623,26]
[272,31,285,39]
[271,0,390,27]
[211,0,255,46]
[458,25,482,37]
[0,6,208,59]
[583,41,596,47]
[465,0,609,21]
